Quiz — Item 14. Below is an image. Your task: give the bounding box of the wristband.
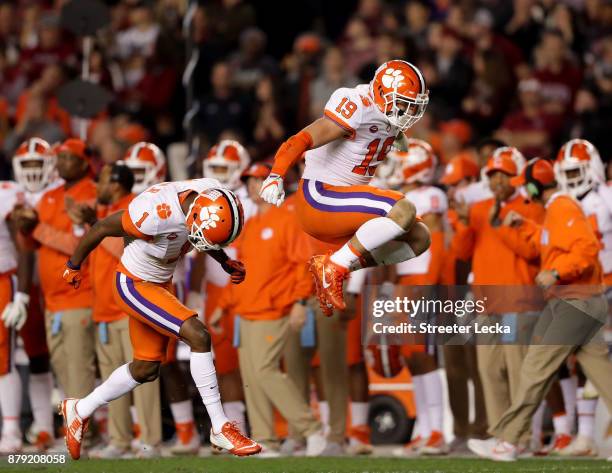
[66,260,81,270]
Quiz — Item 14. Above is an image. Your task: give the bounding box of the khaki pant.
[491,296,612,445]
[238,317,320,446]
[443,344,488,439]
[476,344,527,429]
[45,308,95,398]
[283,304,349,444]
[96,318,161,448]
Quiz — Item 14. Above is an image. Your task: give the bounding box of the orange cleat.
[308,254,349,316]
[60,399,90,460]
[210,422,261,457]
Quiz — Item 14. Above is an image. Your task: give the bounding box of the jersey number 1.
[352,137,395,176]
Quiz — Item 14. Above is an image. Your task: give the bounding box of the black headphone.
[524,160,555,197]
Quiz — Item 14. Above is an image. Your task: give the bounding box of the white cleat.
[170,429,200,455]
[420,431,449,455]
[0,434,23,454]
[59,398,89,460]
[558,435,598,457]
[89,443,129,459]
[209,422,261,457]
[468,437,517,462]
[392,436,426,457]
[305,430,327,457]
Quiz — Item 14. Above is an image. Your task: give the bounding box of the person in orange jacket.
[469,158,612,462]
[14,138,98,400]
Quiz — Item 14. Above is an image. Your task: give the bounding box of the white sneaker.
[558,435,598,457]
[0,433,23,454]
[305,430,327,457]
[89,443,129,459]
[256,443,281,458]
[468,437,517,462]
[131,443,160,459]
[279,438,306,456]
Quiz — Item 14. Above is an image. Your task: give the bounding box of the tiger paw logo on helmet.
[381,68,405,89]
[156,203,172,219]
[198,206,220,229]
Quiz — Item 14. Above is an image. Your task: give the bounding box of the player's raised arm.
[62,211,129,288]
[259,117,347,207]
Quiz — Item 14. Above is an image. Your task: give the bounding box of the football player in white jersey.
[60,179,261,460]
[0,139,57,453]
[123,141,205,453]
[260,59,431,315]
[553,138,612,456]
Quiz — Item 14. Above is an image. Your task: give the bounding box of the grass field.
[2,457,612,473]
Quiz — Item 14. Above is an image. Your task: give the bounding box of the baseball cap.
[484,151,518,177]
[440,153,479,185]
[510,158,555,188]
[241,162,271,182]
[56,138,91,162]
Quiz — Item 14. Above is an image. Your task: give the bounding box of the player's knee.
[180,317,211,352]
[130,360,160,383]
[408,221,431,256]
[387,199,416,230]
[28,355,50,374]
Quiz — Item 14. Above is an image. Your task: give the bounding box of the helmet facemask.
[127,162,158,194]
[556,161,592,198]
[13,154,56,193]
[203,159,241,190]
[383,89,428,132]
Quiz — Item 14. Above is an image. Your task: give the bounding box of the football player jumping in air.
[59,178,261,459]
[260,60,432,315]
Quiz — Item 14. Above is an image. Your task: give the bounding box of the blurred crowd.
[0,0,612,461]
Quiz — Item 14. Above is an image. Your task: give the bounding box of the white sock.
[577,387,597,439]
[318,400,330,435]
[330,217,405,270]
[76,363,139,419]
[552,413,570,436]
[130,405,138,424]
[560,377,577,433]
[28,372,54,433]
[412,374,431,439]
[531,401,546,445]
[350,401,369,427]
[189,351,228,433]
[423,370,443,433]
[223,401,246,432]
[0,371,22,436]
[170,399,194,424]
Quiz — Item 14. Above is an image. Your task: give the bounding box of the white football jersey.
[0,182,25,273]
[396,186,447,276]
[581,184,612,274]
[121,178,223,283]
[303,84,399,186]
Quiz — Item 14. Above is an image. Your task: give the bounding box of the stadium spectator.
[229,28,278,92]
[252,75,286,161]
[116,2,160,60]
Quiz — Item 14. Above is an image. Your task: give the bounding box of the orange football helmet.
[123,142,166,194]
[370,60,429,131]
[554,139,605,198]
[202,140,250,190]
[12,138,55,193]
[365,345,404,378]
[186,188,244,251]
[383,138,437,188]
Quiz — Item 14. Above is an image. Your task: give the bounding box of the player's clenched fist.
[62,261,82,289]
[221,259,246,284]
[259,174,285,207]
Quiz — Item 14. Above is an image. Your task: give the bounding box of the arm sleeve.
[322,87,364,140]
[121,195,157,240]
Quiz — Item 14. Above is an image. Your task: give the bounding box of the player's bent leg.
[179,317,261,456]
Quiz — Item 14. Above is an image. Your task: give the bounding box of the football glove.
[221,259,246,284]
[259,174,285,207]
[63,261,82,289]
[1,291,30,330]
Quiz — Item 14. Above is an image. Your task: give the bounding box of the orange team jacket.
[217,202,314,321]
[510,193,603,299]
[452,194,545,285]
[34,177,97,312]
[90,194,135,323]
